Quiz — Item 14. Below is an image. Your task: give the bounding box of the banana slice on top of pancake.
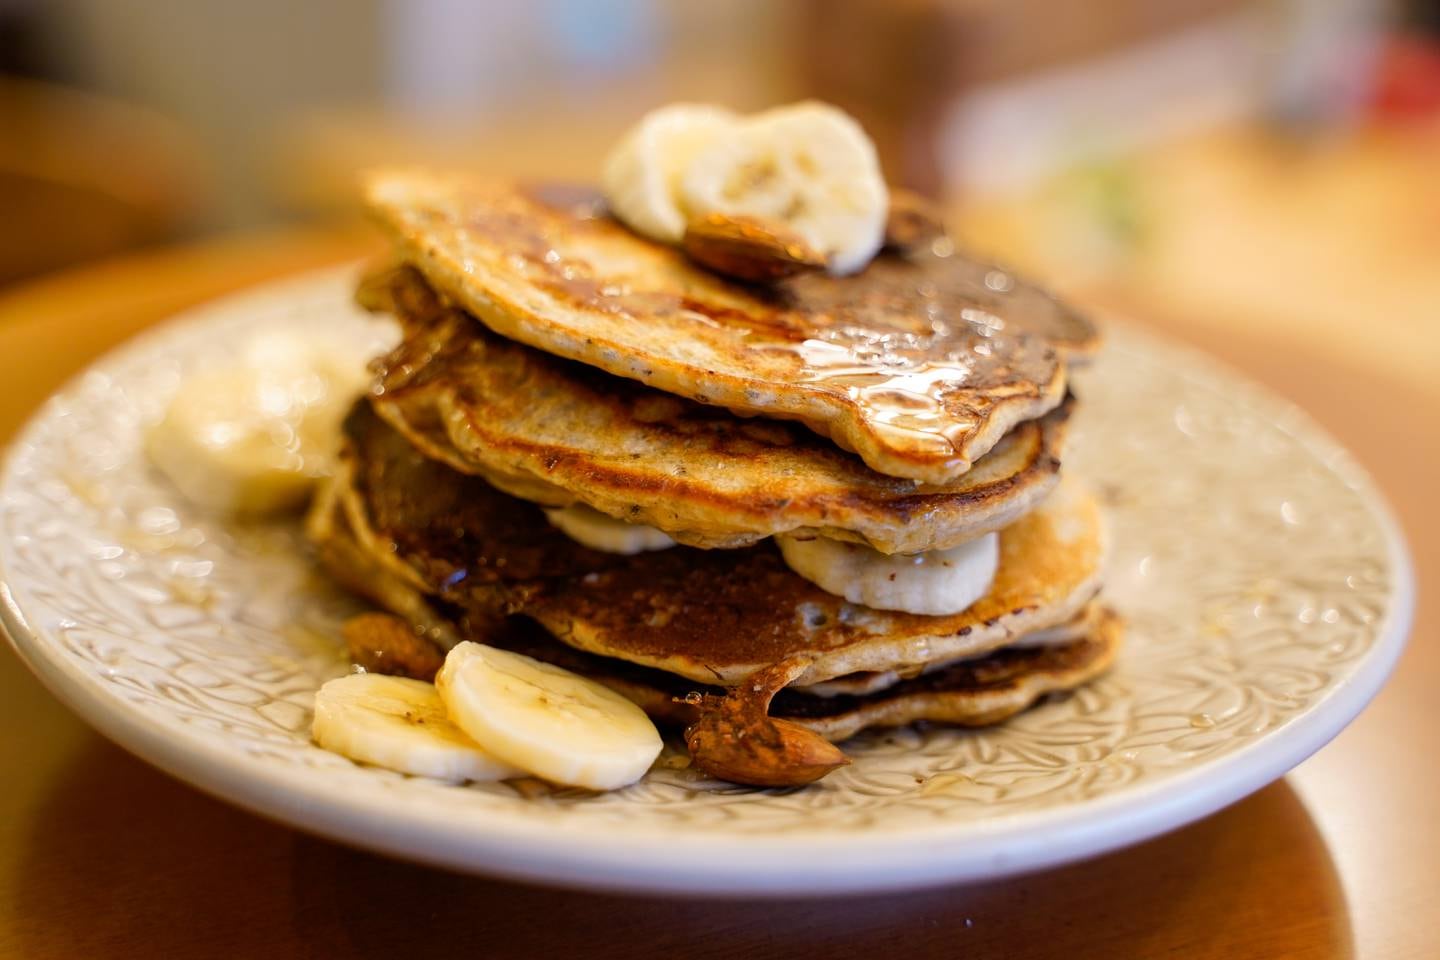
[601,102,737,244]
[604,101,888,276]
[677,102,889,275]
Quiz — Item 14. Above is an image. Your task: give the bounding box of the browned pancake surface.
[307,505,1121,743]
[579,609,1123,741]
[365,172,1098,483]
[366,265,1071,554]
[531,480,1103,685]
[333,405,1104,686]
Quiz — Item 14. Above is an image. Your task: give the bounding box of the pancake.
[799,603,1101,697]
[322,404,1105,688]
[364,171,1099,484]
[528,479,1103,686]
[365,265,1072,554]
[577,610,1122,742]
[305,472,461,650]
[308,493,1119,741]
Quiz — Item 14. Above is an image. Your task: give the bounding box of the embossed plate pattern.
[0,268,1413,895]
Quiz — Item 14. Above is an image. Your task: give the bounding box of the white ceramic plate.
[0,268,1413,895]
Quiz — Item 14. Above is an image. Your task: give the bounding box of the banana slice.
[147,333,372,515]
[312,672,520,782]
[679,101,888,275]
[777,532,999,616]
[543,503,676,554]
[436,643,663,791]
[601,103,737,243]
[147,368,318,515]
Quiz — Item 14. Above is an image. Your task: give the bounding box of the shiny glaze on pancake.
[364,171,1097,484]
[331,405,1104,686]
[365,265,1072,554]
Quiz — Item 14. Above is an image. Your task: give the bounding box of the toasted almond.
[685,712,849,787]
[683,657,849,787]
[884,188,948,254]
[342,612,445,681]
[682,213,827,283]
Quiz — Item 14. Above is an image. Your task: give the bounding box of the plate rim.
[0,267,1416,895]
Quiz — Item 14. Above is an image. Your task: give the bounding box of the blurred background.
[1,0,1438,387]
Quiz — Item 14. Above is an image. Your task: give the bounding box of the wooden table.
[0,229,1434,960]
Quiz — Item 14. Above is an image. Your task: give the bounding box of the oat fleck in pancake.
[364,171,1098,484]
[324,404,1105,688]
[364,265,1072,554]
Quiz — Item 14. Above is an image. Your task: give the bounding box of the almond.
[342,612,445,681]
[682,213,826,283]
[685,711,849,787]
[884,188,948,255]
[682,657,849,787]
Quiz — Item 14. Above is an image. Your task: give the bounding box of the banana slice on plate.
[312,673,520,782]
[777,532,999,616]
[147,367,317,515]
[679,101,888,275]
[543,503,676,554]
[601,102,737,243]
[146,332,372,515]
[436,643,663,791]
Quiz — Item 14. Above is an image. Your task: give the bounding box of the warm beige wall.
[33,0,795,227]
[39,0,386,226]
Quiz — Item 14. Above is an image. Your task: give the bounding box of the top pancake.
[364,265,1071,555]
[364,170,1098,484]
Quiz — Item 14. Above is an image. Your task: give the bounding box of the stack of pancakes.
[308,172,1121,781]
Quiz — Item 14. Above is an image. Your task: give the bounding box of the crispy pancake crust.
[367,266,1072,554]
[531,480,1104,686]
[800,603,1100,697]
[364,172,1098,484]
[323,405,1105,687]
[305,497,1120,742]
[783,610,1118,740]
[593,610,1123,742]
